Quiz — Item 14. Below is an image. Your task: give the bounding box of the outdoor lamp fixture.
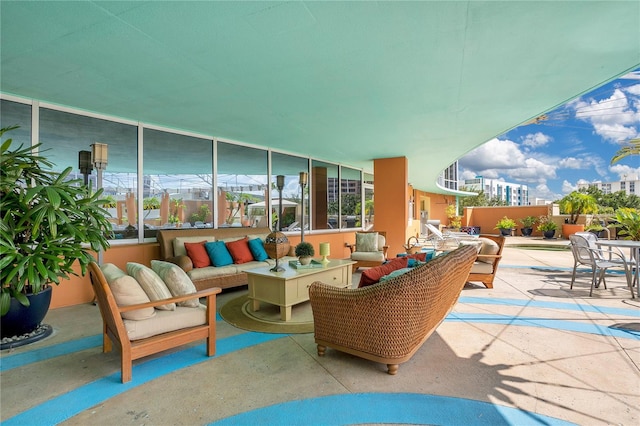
[91,142,108,170]
[276,175,285,231]
[299,171,308,242]
[78,150,93,185]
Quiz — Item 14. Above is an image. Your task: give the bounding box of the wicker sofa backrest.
[157,227,272,259]
[309,244,477,374]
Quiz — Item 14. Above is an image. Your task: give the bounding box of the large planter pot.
[499,228,512,237]
[521,227,533,237]
[562,224,584,239]
[543,230,556,239]
[1,285,52,338]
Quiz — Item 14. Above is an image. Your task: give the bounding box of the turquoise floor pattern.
[3,298,636,425]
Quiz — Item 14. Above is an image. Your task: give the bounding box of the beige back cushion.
[478,237,500,263]
[127,262,176,311]
[356,232,379,252]
[101,263,155,320]
[173,236,216,257]
[150,260,199,308]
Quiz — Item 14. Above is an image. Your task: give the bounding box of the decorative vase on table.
[264,231,290,272]
[298,256,312,265]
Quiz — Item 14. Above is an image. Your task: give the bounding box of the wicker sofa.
[157,227,286,291]
[309,244,477,375]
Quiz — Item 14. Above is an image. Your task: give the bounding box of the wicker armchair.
[309,245,477,375]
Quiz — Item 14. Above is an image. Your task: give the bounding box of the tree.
[611,137,640,164]
[559,191,598,224]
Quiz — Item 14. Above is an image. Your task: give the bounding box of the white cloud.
[574,88,640,143]
[508,158,557,182]
[561,180,577,193]
[558,157,582,169]
[609,164,640,180]
[459,138,526,170]
[620,71,640,80]
[521,132,552,148]
[626,83,640,96]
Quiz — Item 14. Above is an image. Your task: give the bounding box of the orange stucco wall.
[49,233,358,310]
[462,205,554,237]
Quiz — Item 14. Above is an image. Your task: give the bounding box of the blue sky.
[458,68,640,202]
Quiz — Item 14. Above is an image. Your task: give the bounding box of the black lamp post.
[276,175,285,231]
[78,150,93,186]
[299,171,308,242]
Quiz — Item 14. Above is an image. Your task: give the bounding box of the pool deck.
[1,236,639,425]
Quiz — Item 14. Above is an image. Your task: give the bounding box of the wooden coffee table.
[245,259,355,321]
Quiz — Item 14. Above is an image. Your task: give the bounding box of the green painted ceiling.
[1,1,639,193]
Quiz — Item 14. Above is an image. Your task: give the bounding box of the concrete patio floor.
[1,236,639,425]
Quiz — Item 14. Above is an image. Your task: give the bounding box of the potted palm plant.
[0,126,112,343]
[559,191,598,238]
[294,241,315,265]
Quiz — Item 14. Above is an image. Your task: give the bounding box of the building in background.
[461,176,529,206]
[577,175,639,196]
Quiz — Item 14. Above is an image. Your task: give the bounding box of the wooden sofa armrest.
[118,287,221,313]
[382,245,389,258]
[345,242,356,253]
[166,255,194,272]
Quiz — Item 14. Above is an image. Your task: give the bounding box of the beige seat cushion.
[101,263,155,320]
[187,264,238,281]
[478,237,500,263]
[123,305,207,341]
[351,251,386,262]
[471,261,493,274]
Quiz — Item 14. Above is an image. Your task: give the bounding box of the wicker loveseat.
[309,245,477,375]
[157,227,286,291]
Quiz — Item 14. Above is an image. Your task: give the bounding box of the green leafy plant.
[103,195,117,208]
[494,216,517,230]
[0,126,112,315]
[559,191,598,224]
[190,204,211,223]
[612,208,640,241]
[142,196,160,210]
[537,216,558,232]
[294,241,315,257]
[519,216,538,228]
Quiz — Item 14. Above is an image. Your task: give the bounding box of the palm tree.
[611,138,640,164]
[559,191,598,224]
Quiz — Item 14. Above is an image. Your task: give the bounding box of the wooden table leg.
[280,306,292,321]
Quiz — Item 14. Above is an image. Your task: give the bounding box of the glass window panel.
[364,172,374,229]
[311,160,339,230]
[0,100,31,145]
[271,152,308,232]
[38,108,138,240]
[217,142,267,228]
[341,166,362,229]
[143,129,213,234]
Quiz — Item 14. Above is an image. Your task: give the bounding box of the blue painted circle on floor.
[210,392,576,425]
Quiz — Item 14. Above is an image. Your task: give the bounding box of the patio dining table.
[595,239,640,298]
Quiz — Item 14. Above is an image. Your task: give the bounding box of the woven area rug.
[219,295,314,334]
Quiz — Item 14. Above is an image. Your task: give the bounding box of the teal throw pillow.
[379,267,413,282]
[204,241,234,266]
[248,238,268,261]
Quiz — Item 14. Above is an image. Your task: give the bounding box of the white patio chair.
[569,234,633,296]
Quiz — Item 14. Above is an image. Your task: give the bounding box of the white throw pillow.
[150,260,199,308]
[101,263,156,320]
[127,262,176,311]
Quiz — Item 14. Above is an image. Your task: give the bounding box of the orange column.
[373,157,409,257]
